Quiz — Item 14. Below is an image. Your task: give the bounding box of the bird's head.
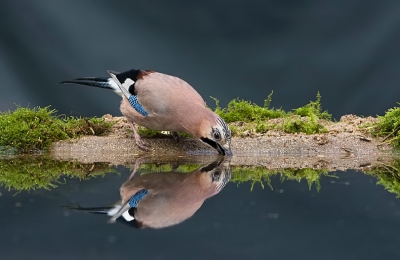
[199,157,232,193]
[200,116,233,156]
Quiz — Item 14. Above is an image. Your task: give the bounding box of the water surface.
[1,156,400,260]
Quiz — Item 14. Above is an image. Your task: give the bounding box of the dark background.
[1,0,399,119]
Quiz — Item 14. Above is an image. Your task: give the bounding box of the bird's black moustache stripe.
[200,137,226,155]
[200,158,224,172]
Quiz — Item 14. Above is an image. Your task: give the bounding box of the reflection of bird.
[61,69,232,155]
[64,158,231,229]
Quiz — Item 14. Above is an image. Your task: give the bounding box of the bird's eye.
[212,170,221,181]
[213,131,221,140]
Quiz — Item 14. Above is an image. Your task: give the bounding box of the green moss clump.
[292,92,331,120]
[212,92,286,123]
[213,92,331,135]
[370,104,400,148]
[278,114,327,134]
[137,127,164,138]
[0,106,114,153]
[0,156,116,191]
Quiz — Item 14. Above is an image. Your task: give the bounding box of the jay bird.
[63,158,231,229]
[61,69,232,156]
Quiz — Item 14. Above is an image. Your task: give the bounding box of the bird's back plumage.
[116,70,213,134]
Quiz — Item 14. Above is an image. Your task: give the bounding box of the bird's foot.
[128,121,151,151]
[135,137,151,151]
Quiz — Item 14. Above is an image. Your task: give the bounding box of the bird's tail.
[60,76,122,96]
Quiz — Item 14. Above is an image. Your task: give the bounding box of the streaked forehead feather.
[216,117,231,139]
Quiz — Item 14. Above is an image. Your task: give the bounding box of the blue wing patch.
[128,189,149,208]
[128,95,149,116]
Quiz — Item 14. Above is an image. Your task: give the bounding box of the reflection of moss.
[278,168,330,191]
[212,92,331,135]
[0,106,114,153]
[136,164,328,191]
[365,158,400,197]
[231,166,275,190]
[369,104,400,148]
[138,163,202,173]
[0,156,116,191]
[231,166,330,191]
[5,156,400,199]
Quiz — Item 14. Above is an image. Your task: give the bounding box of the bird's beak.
[200,137,233,156]
[216,143,233,156]
[225,147,233,156]
[107,70,120,84]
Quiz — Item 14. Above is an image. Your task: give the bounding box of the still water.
[1,155,400,260]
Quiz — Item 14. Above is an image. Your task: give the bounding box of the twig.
[381,125,400,142]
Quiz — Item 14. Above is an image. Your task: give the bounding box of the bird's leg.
[128,121,150,151]
[171,131,180,142]
[128,157,147,180]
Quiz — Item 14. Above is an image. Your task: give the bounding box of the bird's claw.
[128,121,151,151]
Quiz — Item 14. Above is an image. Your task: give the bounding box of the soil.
[50,114,395,170]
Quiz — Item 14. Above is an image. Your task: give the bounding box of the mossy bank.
[0,94,399,156]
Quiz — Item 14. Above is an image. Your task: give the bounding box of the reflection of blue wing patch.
[128,95,149,116]
[129,189,149,208]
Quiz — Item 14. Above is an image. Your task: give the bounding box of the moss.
[369,103,400,148]
[0,106,114,153]
[278,114,328,134]
[213,92,330,135]
[137,127,164,138]
[212,91,286,123]
[292,92,331,120]
[0,156,116,191]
